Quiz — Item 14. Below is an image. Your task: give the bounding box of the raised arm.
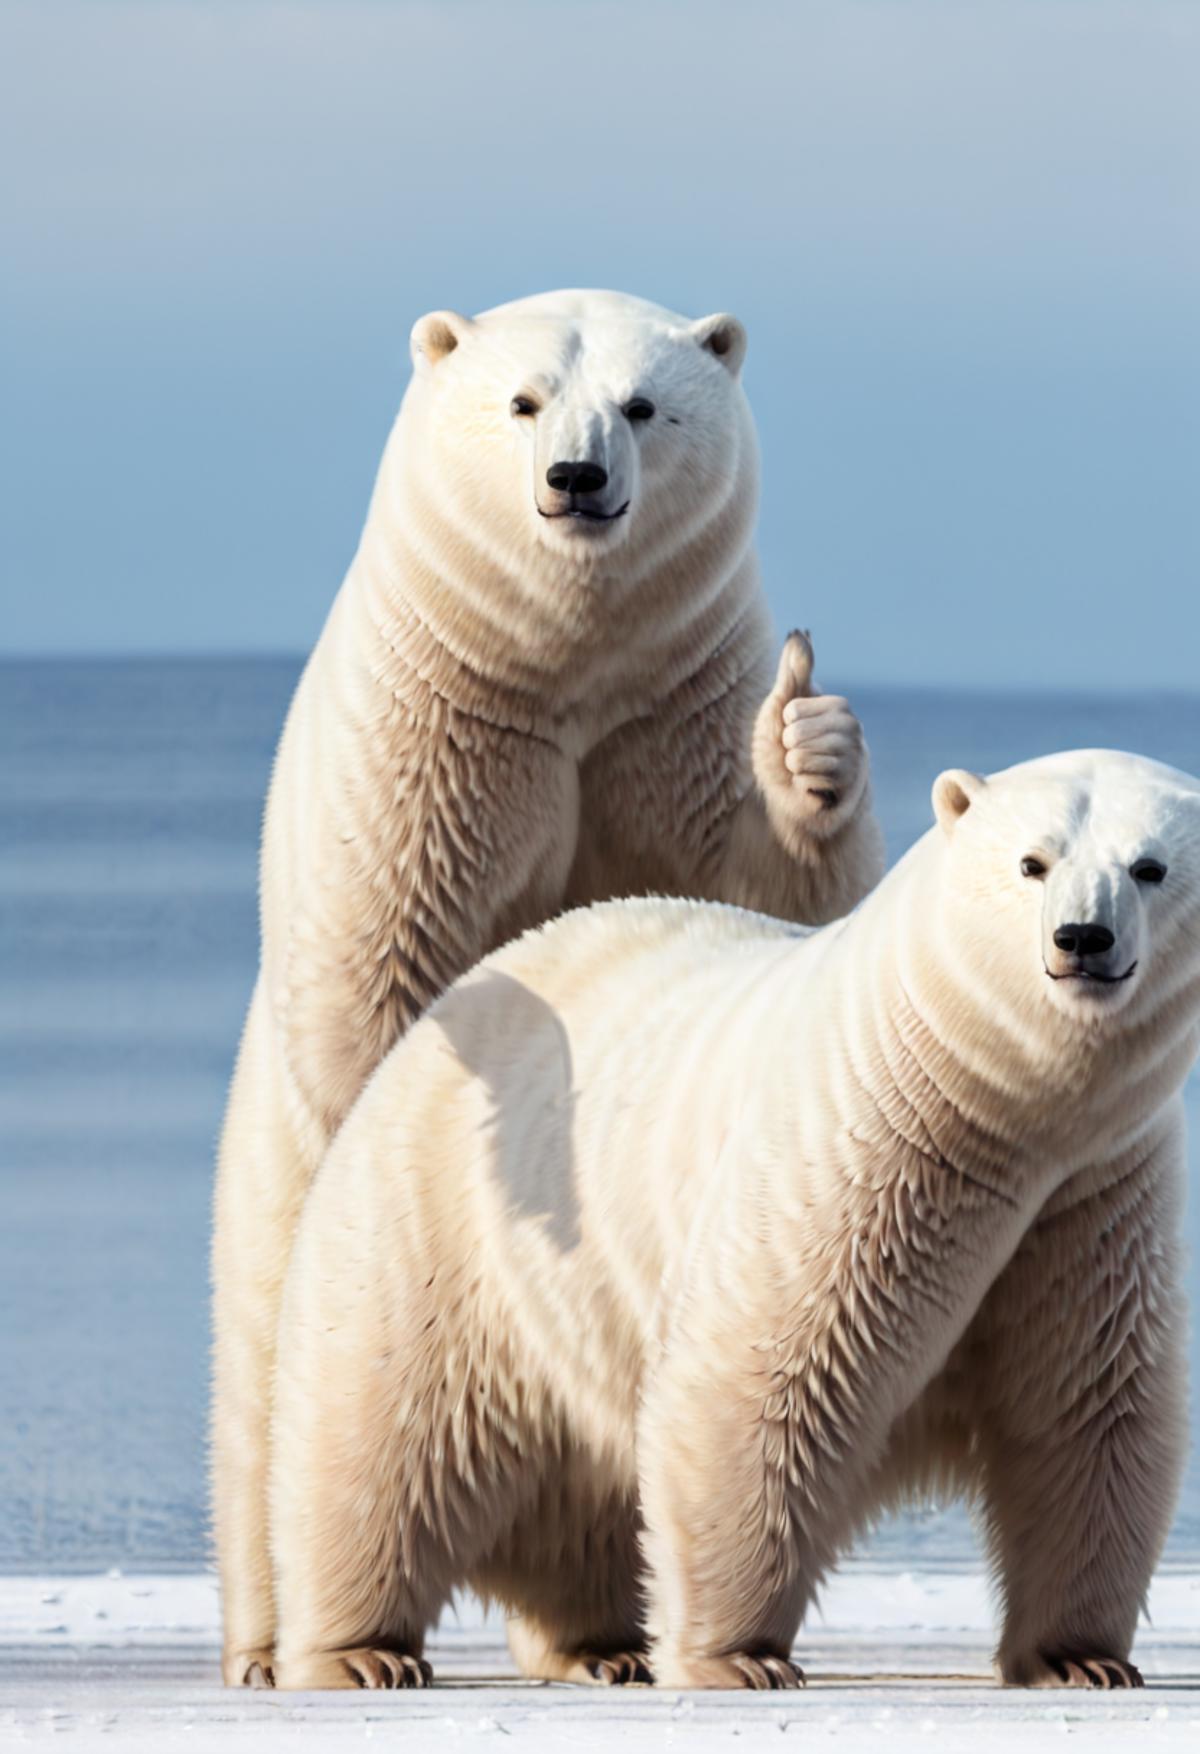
[571,630,884,927]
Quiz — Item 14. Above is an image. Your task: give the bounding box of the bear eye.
[510,394,539,418]
[624,397,655,422]
[1131,858,1167,885]
[1020,855,1047,879]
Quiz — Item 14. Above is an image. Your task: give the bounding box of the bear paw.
[660,1651,805,1690]
[274,1646,434,1690]
[1001,1650,1144,1690]
[222,1646,275,1688]
[753,632,867,838]
[583,1649,654,1685]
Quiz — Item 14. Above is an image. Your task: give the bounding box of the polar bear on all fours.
[212,288,885,1687]
[268,749,1200,1692]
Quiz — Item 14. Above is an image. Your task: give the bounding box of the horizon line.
[0,651,1197,703]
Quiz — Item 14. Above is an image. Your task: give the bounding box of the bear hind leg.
[270,1284,534,1688]
[477,1469,650,1685]
[272,1521,452,1692]
[505,1617,651,1687]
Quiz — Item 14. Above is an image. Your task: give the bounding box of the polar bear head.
[405,289,755,569]
[929,750,1200,1026]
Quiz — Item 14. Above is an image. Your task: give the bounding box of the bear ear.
[932,769,987,835]
[410,310,475,372]
[690,313,747,377]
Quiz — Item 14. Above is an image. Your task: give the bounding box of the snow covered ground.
[2,1570,1197,1750]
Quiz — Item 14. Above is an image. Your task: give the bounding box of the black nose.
[546,459,608,496]
[1053,922,1116,957]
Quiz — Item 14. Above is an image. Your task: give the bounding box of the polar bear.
[266,749,1198,1692]
[212,288,885,1685]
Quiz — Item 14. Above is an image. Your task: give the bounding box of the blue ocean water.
[0,659,1197,1571]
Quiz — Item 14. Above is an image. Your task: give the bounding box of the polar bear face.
[407,290,754,567]
[931,751,1200,1025]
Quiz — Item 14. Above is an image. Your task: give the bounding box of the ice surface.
[1,1571,1197,1750]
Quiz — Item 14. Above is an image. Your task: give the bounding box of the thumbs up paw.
[752,632,868,834]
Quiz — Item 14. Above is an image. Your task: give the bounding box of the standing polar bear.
[212,289,885,1684]
[268,749,1198,1691]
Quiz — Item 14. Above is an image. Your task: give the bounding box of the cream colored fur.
[266,750,1199,1692]
[211,289,885,1684]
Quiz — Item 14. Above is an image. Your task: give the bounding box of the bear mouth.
[537,501,630,524]
[1045,960,1138,985]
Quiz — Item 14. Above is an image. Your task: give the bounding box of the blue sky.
[2,0,1197,687]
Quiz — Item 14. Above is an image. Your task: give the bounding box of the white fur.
[212,288,885,1684]
[268,749,1199,1692]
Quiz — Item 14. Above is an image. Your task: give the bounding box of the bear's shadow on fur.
[434,971,582,1253]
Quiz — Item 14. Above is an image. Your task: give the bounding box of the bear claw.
[223,1647,275,1688]
[663,1652,806,1690]
[1044,1654,1144,1690]
[1002,1650,1145,1690]
[586,1651,653,1685]
[276,1646,434,1689]
[343,1648,433,1689]
[737,1653,805,1690]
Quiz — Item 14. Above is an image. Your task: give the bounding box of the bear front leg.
[976,1127,1187,1689]
[638,1316,854,1688]
[639,1167,1030,1688]
[639,1294,870,1691]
